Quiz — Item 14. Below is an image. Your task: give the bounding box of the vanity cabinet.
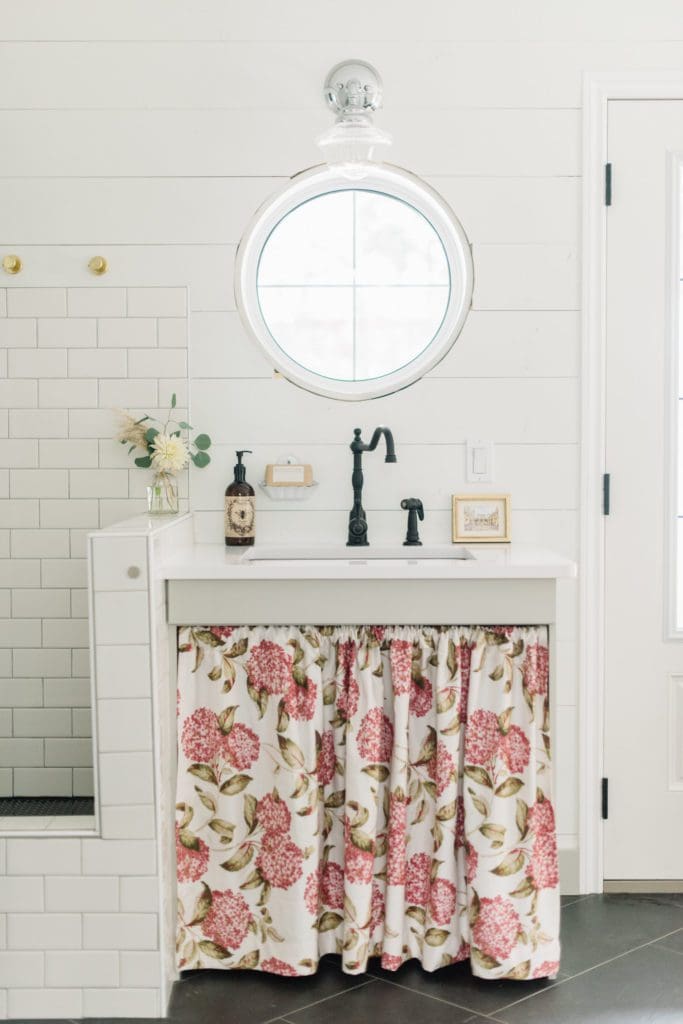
[87,513,575,1008]
[166,578,556,626]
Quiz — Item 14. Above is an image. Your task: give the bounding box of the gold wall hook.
[2,254,22,275]
[88,255,108,275]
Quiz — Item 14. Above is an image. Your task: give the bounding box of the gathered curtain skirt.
[175,625,560,981]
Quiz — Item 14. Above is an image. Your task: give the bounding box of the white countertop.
[89,515,576,581]
[158,542,576,581]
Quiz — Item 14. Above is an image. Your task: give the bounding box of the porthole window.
[235,164,473,401]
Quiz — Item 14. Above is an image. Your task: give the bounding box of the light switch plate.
[466,439,494,482]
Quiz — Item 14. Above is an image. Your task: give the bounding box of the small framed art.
[452,494,511,543]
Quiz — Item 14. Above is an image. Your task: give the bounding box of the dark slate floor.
[167,894,683,1024]
[16,894,683,1024]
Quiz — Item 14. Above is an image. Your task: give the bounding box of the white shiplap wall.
[2,0,683,902]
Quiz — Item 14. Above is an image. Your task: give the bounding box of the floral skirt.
[175,625,560,980]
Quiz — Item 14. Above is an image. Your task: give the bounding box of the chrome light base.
[323,60,384,115]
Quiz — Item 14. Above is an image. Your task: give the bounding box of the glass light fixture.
[316,60,392,180]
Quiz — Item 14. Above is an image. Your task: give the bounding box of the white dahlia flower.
[151,433,189,474]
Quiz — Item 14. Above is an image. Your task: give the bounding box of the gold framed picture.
[452,494,511,543]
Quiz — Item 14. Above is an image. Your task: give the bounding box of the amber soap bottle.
[225,450,255,547]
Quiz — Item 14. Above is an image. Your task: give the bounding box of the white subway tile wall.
[0,527,168,1014]
[0,286,188,796]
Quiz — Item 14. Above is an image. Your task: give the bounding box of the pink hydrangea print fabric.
[176,625,559,981]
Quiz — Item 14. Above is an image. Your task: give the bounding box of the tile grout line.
[464,1015,509,1024]
[651,926,683,957]
[458,1013,508,1024]
[494,925,683,1014]
[559,894,592,909]
[363,972,501,1018]
[259,976,377,1024]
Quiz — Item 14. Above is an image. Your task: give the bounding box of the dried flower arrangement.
[115,394,212,513]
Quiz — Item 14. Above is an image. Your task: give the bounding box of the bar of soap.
[265,463,313,486]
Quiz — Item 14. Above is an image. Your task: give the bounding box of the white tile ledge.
[89,511,192,537]
[0,813,96,834]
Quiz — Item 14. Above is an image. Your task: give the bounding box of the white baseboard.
[603,879,683,893]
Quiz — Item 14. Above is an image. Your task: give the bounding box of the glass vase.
[147,472,179,515]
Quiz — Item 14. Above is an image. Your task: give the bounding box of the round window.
[235,164,473,401]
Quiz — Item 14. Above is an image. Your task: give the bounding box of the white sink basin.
[240,545,474,563]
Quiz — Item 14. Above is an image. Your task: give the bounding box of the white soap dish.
[258,481,319,502]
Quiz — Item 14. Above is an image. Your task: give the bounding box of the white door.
[604,100,683,881]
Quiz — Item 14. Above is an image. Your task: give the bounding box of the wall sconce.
[2,254,22,275]
[316,60,392,180]
[88,256,108,275]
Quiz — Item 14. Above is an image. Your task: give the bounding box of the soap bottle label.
[225,495,255,540]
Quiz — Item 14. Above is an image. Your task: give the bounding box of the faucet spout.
[378,426,397,462]
[347,426,397,546]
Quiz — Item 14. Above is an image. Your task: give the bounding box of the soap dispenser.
[225,450,255,547]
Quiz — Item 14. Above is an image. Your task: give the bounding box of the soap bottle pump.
[225,450,255,547]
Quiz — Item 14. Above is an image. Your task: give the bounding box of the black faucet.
[347,426,397,546]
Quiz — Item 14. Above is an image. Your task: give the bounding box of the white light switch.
[466,439,494,482]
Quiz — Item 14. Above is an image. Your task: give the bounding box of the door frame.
[581,72,683,892]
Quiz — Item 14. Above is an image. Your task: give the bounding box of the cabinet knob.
[127,565,141,579]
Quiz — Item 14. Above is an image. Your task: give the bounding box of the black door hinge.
[605,163,612,206]
[601,777,609,820]
[603,473,611,515]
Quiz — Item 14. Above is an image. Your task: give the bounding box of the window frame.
[234,163,474,402]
